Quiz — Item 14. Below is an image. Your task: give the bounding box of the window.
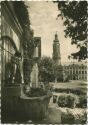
[1,37,16,85]
[82,66,84,69]
[73,70,75,74]
[79,71,81,74]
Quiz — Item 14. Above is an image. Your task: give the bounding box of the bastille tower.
[53,33,61,65]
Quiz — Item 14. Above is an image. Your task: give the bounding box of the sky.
[26,1,79,64]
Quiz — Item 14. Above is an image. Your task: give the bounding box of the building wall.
[63,64,87,81]
[1,2,24,86]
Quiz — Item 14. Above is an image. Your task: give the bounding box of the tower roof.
[54,32,59,42]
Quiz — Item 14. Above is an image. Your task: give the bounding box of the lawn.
[50,80,87,95]
[49,80,87,124]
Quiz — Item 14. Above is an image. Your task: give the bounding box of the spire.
[55,31,59,41]
[53,32,61,65]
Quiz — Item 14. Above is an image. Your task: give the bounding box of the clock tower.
[53,33,61,65]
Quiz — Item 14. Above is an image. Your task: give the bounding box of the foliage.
[56,1,87,60]
[14,65,22,84]
[5,55,22,85]
[66,94,78,108]
[53,64,69,82]
[57,94,79,108]
[54,88,86,95]
[77,95,87,108]
[38,57,67,83]
[23,28,34,59]
[61,111,75,124]
[57,94,66,107]
[25,88,47,97]
[13,1,35,85]
[53,64,64,82]
[38,57,55,83]
[13,1,35,59]
[13,1,30,28]
[61,108,87,124]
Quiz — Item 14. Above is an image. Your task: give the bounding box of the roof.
[62,61,87,66]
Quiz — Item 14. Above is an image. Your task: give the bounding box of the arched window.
[1,35,20,85]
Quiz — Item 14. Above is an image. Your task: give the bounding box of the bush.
[66,95,76,108]
[58,94,79,108]
[53,95,57,103]
[54,88,86,95]
[77,95,87,108]
[57,94,66,107]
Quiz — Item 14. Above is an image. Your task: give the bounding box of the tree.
[38,57,55,83]
[56,1,87,60]
[13,1,30,28]
[53,64,64,82]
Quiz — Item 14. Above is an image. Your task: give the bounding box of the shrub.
[58,94,79,108]
[57,94,66,107]
[66,95,75,108]
[54,88,86,95]
[53,95,57,103]
[77,95,87,108]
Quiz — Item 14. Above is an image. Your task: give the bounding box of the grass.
[50,80,87,124]
[51,80,87,95]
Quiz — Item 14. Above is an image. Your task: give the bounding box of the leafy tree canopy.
[38,57,65,83]
[38,57,55,83]
[56,1,87,60]
[13,1,30,28]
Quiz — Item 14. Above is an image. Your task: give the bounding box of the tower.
[53,33,61,65]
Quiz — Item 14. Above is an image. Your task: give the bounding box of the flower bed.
[61,108,87,124]
[55,93,87,108]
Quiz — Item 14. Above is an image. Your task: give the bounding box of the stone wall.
[2,91,51,123]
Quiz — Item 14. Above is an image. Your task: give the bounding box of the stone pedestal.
[30,62,39,88]
[30,43,39,88]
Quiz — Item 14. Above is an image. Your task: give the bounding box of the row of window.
[1,15,19,85]
[70,76,87,80]
[64,66,87,70]
[68,70,87,74]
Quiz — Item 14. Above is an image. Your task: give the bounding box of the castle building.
[53,33,61,65]
[63,62,87,81]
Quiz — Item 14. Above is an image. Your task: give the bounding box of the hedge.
[57,94,79,108]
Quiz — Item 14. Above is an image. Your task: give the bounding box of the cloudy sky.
[26,1,79,64]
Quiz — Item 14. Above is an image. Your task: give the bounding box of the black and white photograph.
[0,0,87,124]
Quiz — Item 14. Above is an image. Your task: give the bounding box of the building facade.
[53,33,61,65]
[63,63,87,81]
[1,1,29,122]
[1,1,24,87]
